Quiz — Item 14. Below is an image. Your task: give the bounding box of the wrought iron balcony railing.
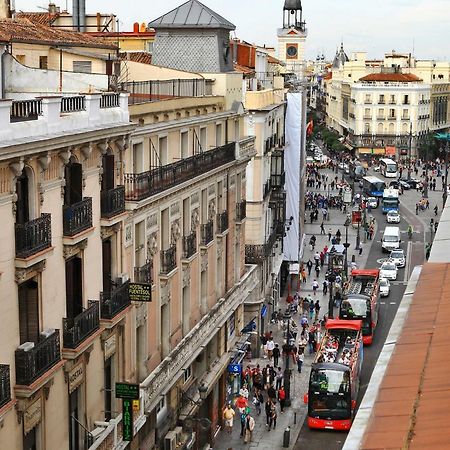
[63,301,100,349]
[15,213,52,258]
[216,211,229,234]
[101,186,125,219]
[245,228,278,264]
[200,221,214,246]
[15,330,61,386]
[101,282,131,320]
[0,365,11,408]
[271,172,285,190]
[63,198,93,237]
[182,231,197,259]
[161,245,177,274]
[125,143,235,202]
[134,260,153,285]
[236,200,246,222]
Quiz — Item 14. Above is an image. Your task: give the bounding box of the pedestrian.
[275,367,283,390]
[278,386,286,413]
[268,403,277,431]
[265,400,272,427]
[314,300,321,321]
[415,203,419,215]
[358,244,363,256]
[315,264,321,278]
[320,221,325,234]
[223,403,235,434]
[244,413,255,443]
[312,279,319,296]
[336,229,341,243]
[434,205,438,216]
[314,251,320,264]
[267,384,277,403]
[240,406,249,437]
[266,338,275,360]
[322,279,328,294]
[296,349,304,373]
[273,344,280,367]
[320,251,325,267]
[306,259,313,276]
[309,300,315,319]
[253,389,264,415]
[328,228,332,241]
[308,328,316,354]
[435,221,439,232]
[301,266,307,283]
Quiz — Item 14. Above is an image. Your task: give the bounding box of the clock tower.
[277,0,307,78]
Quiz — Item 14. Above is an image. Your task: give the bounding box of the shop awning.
[358,148,385,155]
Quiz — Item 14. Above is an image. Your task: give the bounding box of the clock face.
[286,45,298,58]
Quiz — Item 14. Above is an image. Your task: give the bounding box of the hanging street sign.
[129,282,152,302]
[115,382,140,400]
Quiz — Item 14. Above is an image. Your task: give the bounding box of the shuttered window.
[73,61,92,74]
[18,280,39,344]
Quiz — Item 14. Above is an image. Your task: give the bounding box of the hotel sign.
[24,396,42,435]
[68,362,84,394]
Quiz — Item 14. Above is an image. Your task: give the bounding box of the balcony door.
[16,171,30,225]
[23,427,37,450]
[101,155,115,192]
[65,257,83,319]
[64,160,83,207]
[18,280,39,344]
[102,239,112,296]
[69,389,80,450]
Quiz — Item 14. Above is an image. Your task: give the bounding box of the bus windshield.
[340,298,368,318]
[311,369,350,394]
[383,199,399,207]
[386,163,397,173]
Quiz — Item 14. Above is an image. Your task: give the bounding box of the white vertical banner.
[283,93,302,262]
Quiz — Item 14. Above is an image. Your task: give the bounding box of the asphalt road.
[294,171,425,450]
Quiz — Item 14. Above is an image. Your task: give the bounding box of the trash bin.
[283,426,290,448]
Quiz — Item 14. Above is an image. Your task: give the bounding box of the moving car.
[399,177,420,189]
[398,179,411,190]
[386,210,401,224]
[389,180,400,189]
[382,226,401,252]
[379,261,398,280]
[390,249,406,268]
[373,165,380,172]
[367,197,378,209]
[379,278,391,297]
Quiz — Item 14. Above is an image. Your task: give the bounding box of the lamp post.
[355,208,361,250]
[328,247,336,319]
[283,310,292,407]
[343,217,351,278]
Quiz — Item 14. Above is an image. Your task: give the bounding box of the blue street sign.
[261,305,267,317]
[227,364,241,374]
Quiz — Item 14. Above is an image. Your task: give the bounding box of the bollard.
[283,427,290,448]
[352,254,356,263]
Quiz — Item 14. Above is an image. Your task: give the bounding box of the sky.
[15,0,450,61]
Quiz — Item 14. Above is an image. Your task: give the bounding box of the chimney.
[0,0,12,19]
[72,0,86,32]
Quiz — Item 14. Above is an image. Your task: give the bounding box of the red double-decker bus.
[339,269,380,345]
[305,319,363,431]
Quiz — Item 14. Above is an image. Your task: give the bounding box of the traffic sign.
[115,382,140,400]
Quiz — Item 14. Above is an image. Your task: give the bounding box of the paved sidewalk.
[213,168,376,450]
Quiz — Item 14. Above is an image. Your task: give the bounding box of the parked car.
[379,261,398,280]
[386,210,401,224]
[379,278,391,297]
[389,249,406,268]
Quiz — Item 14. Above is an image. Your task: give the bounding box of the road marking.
[380,302,386,305]
[390,302,396,305]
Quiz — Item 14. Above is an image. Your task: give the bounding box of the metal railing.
[271,172,285,190]
[216,211,229,234]
[0,365,11,409]
[101,282,131,320]
[101,186,125,219]
[125,143,235,202]
[100,93,120,108]
[120,78,208,105]
[61,96,86,113]
[161,245,177,274]
[63,198,93,237]
[15,330,61,386]
[10,99,43,122]
[182,231,197,259]
[63,301,100,349]
[245,228,278,264]
[134,260,153,285]
[200,221,214,246]
[15,213,52,259]
[263,180,272,199]
[236,200,246,222]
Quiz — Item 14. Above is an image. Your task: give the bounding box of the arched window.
[388,123,395,133]
[377,123,384,134]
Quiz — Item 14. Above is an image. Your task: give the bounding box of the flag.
[306,119,314,136]
[241,318,256,333]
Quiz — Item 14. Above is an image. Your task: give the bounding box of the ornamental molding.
[15,260,46,283]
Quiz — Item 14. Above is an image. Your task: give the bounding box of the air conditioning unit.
[40,328,55,338]
[116,273,129,285]
[18,342,35,352]
[164,431,177,450]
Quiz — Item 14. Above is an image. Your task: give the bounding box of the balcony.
[134,260,153,285]
[15,330,61,386]
[161,245,177,275]
[15,214,52,259]
[245,228,278,264]
[125,143,235,202]
[182,231,197,259]
[271,172,285,190]
[377,116,386,120]
[63,198,93,237]
[216,211,229,234]
[63,301,100,349]
[200,221,214,246]
[363,115,372,120]
[263,180,272,199]
[388,115,396,120]
[101,282,131,320]
[101,186,125,219]
[0,365,11,409]
[236,200,246,222]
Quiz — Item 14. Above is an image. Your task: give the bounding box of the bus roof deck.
[345,271,378,298]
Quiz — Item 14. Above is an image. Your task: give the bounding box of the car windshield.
[386,203,399,209]
[391,251,403,258]
[382,263,396,270]
[384,235,398,242]
[340,298,368,317]
[380,279,388,286]
[368,197,376,202]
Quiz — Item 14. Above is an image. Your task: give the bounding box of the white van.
[382,226,401,253]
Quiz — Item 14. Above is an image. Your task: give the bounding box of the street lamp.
[283,310,292,407]
[328,247,337,319]
[355,208,361,250]
[343,217,351,278]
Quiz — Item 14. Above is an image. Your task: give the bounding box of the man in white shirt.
[266,338,275,360]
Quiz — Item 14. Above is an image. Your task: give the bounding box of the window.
[183,366,192,383]
[389,95,396,104]
[147,42,154,53]
[378,108,384,118]
[73,60,92,74]
[39,56,48,69]
[132,142,143,173]
[365,123,371,133]
[364,108,371,118]
[16,54,25,65]
[403,95,409,105]
[402,109,409,119]
[181,131,189,159]
[365,94,372,104]
[389,109,396,119]
[378,95,385,104]
[215,123,222,147]
[200,127,207,152]
[158,136,168,165]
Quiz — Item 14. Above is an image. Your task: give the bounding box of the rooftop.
[0,18,117,49]
[359,72,422,83]
[120,51,152,65]
[16,11,58,26]
[148,0,235,30]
